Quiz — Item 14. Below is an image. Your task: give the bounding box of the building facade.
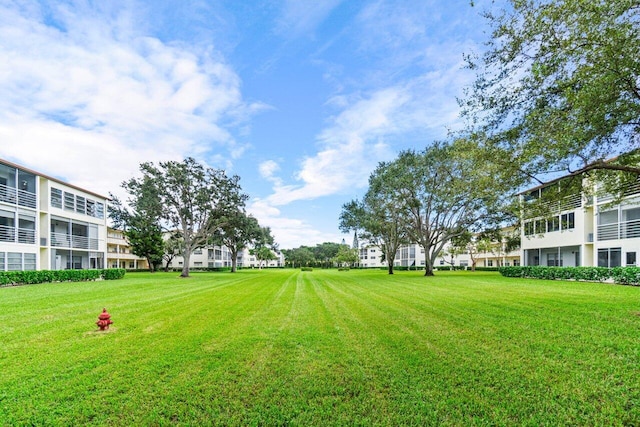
[0,159,108,271]
[521,179,640,267]
[165,245,285,270]
[106,228,149,270]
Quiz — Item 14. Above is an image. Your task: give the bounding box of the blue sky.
[0,0,500,248]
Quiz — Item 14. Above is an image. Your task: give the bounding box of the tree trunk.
[181,251,191,277]
[146,256,155,272]
[387,262,394,275]
[231,248,238,273]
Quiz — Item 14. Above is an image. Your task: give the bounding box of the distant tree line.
[282,242,358,269]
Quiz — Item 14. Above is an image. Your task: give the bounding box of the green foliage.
[498,266,640,284]
[463,0,640,194]
[124,157,248,278]
[212,210,262,272]
[102,268,126,280]
[300,267,313,271]
[0,269,125,286]
[333,245,359,267]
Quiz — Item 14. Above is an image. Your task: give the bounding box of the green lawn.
[1,269,638,425]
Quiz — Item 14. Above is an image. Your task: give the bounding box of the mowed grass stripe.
[0,269,638,425]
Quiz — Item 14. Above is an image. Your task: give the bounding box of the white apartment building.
[357,236,519,270]
[106,227,149,270]
[0,159,108,271]
[521,178,640,267]
[166,246,285,270]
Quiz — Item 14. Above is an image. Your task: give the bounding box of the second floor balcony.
[50,231,99,250]
[0,225,36,244]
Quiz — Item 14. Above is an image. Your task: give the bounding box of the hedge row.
[498,266,640,285]
[0,268,126,286]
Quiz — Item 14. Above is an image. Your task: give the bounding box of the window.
[23,253,36,270]
[0,209,15,242]
[534,219,546,234]
[18,214,36,244]
[524,221,534,236]
[64,192,75,210]
[487,260,493,267]
[194,262,203,266]
[547,216,560,232]
[7,252,22,271]
[95,202,104,219]
[51,188,62,208]
[623,207,640,238]
[547,253,561,267]
[0,252,4,270]
[561,212,575,230]
[76,196,86,214]
[86,199,95,216]
[627,252,637,266]
[194,249,203,255]
[599,210,618,225]
[598,248,621,268]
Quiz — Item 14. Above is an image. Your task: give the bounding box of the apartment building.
[106,228,149,270]
[0,158,108,271]
[165,245,285,270]
[357,233,520,270]
[521,177,640,267]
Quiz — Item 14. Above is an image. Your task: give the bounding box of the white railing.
[622,218,640,239]
[0,184,36,208]
[51,232,71,247]
[17,188,37,208]
[50,232,99,249]
[17,228,36,244]
[0,226,35,244]
[0,225,16,242]
[598,218,640,241]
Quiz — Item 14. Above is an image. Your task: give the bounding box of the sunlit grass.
[1,269,638,425]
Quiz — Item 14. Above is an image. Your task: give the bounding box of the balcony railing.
[51,232,99,250]
[0,225,16,242]
[597,218,640,241]
[0,225,36,244]
[17,228,36,244]
[0,184,37,209]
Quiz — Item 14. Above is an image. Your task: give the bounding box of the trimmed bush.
[301,267,313,271]
[499,266,640,285]
[0,268,125,286]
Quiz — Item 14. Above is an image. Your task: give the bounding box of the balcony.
[51,232,99,250]
[0,184,37,209]
[597,218,640,241]
[0,225,36,244]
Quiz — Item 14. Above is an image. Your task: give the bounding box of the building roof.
[0,157,110,200]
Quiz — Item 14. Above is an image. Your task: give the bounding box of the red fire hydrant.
[96,308,113,331]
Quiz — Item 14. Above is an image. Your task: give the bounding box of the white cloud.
[247,199,344,249]
[258,160,281,181]
[0,1,254,200]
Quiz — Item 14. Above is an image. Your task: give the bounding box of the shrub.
[102,269,126,280]
[301,267,313,271]
[0,268,125,286]
[498,266,640,285]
